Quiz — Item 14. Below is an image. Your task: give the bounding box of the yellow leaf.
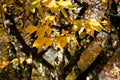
[0,61,9,69]
[45,38,54,48]
[25,25,37,34]
[56,37,69,50]
[33,37,47,52]
[88,19,103,32]
[56,1,76,10]
[37,4,43,15]
[45,27,52,36]
[71,37,79,47]
[72,20,83,31]
[101,0,107,3]
[10,57,25,66]
[84,18,103,37]
[55,31,60,37]
[60,8,72,22]
[26,0,38,12]
[42,0,59,13]
[85,24,94,37]
[42,0,57,7]
[35,27,45,38]
[41,16,55,25]
[61,29,69,36]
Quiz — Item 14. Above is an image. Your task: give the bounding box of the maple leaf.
[26,0,38,12]
[33,37,47,52]
[61,29,69,36]
[35,27,45,38]
[33,37,54,53]
[33,26,53,52]
[25,25,37,38]
[60,8,72,22]
[42,0,59,13]
[84,18,103,37]
[25,25,37,34]
[56,36,69,50]
[56,1,76,10]
[45,37,54,48]
[45,27,52,36]
[41,16,55,26]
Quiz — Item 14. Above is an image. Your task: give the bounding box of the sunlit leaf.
[61,29,69,36]
[72,20,83,31]
[0,61,9,69]
[56,1,76,10]
[42,0,57,7]
[84,23,94,37]
[45,38,54,48]
[88,19,103,32]
[37,4,43,15]
[26,0,38,12]
[55,31,60,37]
[60,8,72,22]
[71,37,79,47]
[42,0,59,13]
[33,37,47,52]
[101,20,110,32]
[45,27,52,36]
[84,18,103,37]
[10,57,25,66]
[101,0,107,3]
[66,71,76,80]
[41,16,55,26]
[25,25,37,34]
[56,37,69,50]
[35,27,45,38]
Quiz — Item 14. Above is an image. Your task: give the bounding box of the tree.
[0,0,120,80]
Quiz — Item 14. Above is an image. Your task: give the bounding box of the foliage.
[0,0,120,80]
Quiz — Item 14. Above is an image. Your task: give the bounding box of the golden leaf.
[56,1,76,10]
[0,61,9,69]
[60,8,72,22]
[101,0,107,3]
[71,37,79,47]
[84,18,103,37]
[10,57,25,66]
[37,4,43,15]
[45,27,52,36]
[45,38,54,48]
[33,37,47,53]
[55,31,60,37]
[61,29,69,36]
[41,16,55,26]
[42,0,59,13]
[26,0,38,12]
[72,20,83,31]
[42,0,57,8]
[85,24,94,37]
[25,25,37,34]
[35,27,45,38]
[56,37,69,50]
[88,19,103,32]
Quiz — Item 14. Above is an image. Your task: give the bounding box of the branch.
[75,34,116,80]
[4,12,31,56]
[64,36,94,78]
